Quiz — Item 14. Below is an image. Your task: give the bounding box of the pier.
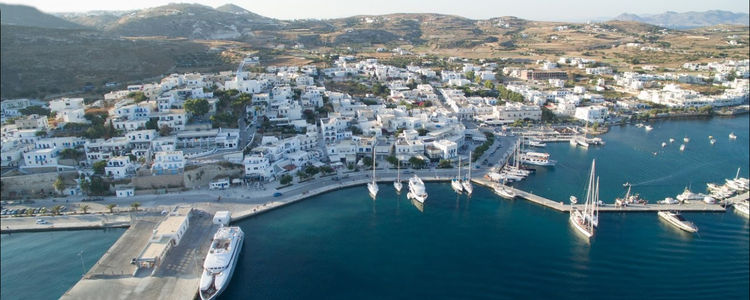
[472,178,741,213]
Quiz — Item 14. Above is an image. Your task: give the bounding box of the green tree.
[130,202,141,212]
[184,98,210,118]
[386,155,399,167]
[159,125,173,136]
[362,156,373,167]
[465,71,475,81]
[92,160,107,175]
[304,165,320,176]
[60,148,82,160]
[19,105,50,116]
[80,204,90,214]
[483,80,495,89]
[51,205,63,215]
[541,106,556,123]
[280,174,293,185]
[35,130,47,137]
[54,176,65,194]
[145,117,159,130]
[128,91,147,102]
[106,203,117,214]
[320,165,334,174]
[417,128,428,136]
[438,159,453,168]
[79,178,91,195]
[409,156,426,169]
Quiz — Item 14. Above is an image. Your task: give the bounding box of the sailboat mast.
[372,146,376,181]
[458,156,461,179]
[736,167,741,179]
[397,160,400,181]
[467,152,472,179]
[595,176,600,222]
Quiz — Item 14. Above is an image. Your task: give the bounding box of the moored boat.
[462,152,473,195]
[199,226,244,300]
[734,201,749,218]
[493,183,516,199]
[407,175,428,203]
[569,159,599,239]
[658,211,698,233]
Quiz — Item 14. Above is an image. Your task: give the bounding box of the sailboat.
[394,160,403,193]
[451,156,463,193]
[569,159,598,239]
[367,147,378,198]
[462,152,473,195]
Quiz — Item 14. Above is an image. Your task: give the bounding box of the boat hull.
[658,212,698,233]
[451,180,463,193]
[200,230,244,300]
[569,210,593,239]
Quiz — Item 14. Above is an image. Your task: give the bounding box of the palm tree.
[80,205,90,214]
[51,205,62,216]
[106,203,117,214]
[130,202,141,212]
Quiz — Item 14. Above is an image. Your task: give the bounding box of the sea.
[1,115,748,299]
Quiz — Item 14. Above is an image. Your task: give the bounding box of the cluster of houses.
[1,54,748,197]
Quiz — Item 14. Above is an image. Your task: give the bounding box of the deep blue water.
[0,228,125,300]
[223,115,749,300]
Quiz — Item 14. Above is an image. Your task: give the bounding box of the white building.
[209,178,230,190]
[116,186,135,198]
[431,139,458,159]
[243,154,274,181]
[14,114,49,130]
[574,106,608,123]
[49,98,84,112]
[151,151,185,175]
[105,156,135,179]
[23,147,60,168]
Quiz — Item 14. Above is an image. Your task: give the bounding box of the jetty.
[472,177,734,213]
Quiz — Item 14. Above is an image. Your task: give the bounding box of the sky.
[5,0,749,21]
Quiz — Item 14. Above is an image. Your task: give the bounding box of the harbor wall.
[0,171,78,199]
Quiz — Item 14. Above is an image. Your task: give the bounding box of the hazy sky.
[6,0,750,21]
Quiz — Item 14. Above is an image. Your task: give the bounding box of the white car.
[35,219,48,224]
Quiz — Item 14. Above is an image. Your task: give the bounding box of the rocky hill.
[614,10,749,29]
[0,3,86,29]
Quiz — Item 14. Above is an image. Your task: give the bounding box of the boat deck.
[472,178,739,213]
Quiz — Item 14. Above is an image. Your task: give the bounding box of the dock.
[472,178,737,213]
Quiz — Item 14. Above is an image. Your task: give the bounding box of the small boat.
[729,132,737,139]
[644,125,653,131]
[708,135,713,139]
[710,138,716,145]
[703,196,716,204]
[658,211,698,233]
[653,152,658,156]
[734,201,749,218]
[679,144,685,151]
[527,140,547,147]
[569,195,578,204]
[661,142,667,147]
[623,182,630,187]
[394,160,403,193]
[494,184,516,199]
[658,197,679,204]
[683,137,690,143]
[669,138,675,143]
[635,123,644,128]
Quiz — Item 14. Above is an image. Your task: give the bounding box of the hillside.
[0,3,86,29]
[614,10,749,29]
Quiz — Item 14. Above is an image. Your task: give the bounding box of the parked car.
[273,192,283,197]
[35,219,48,224]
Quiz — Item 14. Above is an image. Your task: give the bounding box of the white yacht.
[462,152,473,195]
[676,187,705,203]
[679,144,686,151]
[451,156,464,194]
[569,159,599,239]
[519,151,557,166]
[729,132,737,140]
[493,183,516,199]
[658,197,679,204]
[661,142,667,148]
[199,226,244,300]
[394,160,403,193]
[658,211,698,233]
[734,201,749,218]
[367,148,378,198]
[527,139,546,147]
[725,168,749,191]
[710,138,716,145]
[407,175,428,203]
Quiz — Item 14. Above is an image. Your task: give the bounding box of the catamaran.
[569,159,599,239]
[658,211,698,233]
[367,147,378,198]
[451,156,464,194]
[407,175,428,203]
[394,160,403,193]
[462,152,473,195]
[199,226,244,300]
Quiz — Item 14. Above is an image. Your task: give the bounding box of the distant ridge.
[614,10,749,29]
[0,3,87,29]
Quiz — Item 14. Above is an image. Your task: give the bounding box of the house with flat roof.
[135,206,192,272]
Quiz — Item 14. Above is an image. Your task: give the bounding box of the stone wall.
[1,171,78,199]
[183,162,244,189]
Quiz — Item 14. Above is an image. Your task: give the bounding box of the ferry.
[519,152,557,167]
[493,184,516,199]
[407,175,428,203]
[658,211,698,233]
[734,201,749,218]
[199,226,244,300]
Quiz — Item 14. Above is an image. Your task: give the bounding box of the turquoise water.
[224,115,749,300]
[0,228,124,300]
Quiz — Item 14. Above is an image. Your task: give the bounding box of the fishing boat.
[199,226,244,300]
[407,175,428,203]
[393,160,403,193]
[367,148,378,198]
[734,201,749,218]
[569,159,599,239]
[658,211,698,233]
[679,144,685,151]
[462,152,473,195]
[451,156,464,194]
[729,132,737,139]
